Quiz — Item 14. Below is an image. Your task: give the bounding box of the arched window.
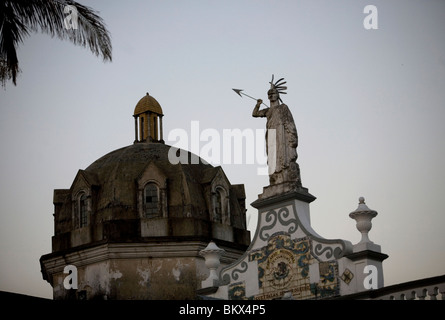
[214,189,223,223]
[144,183,159,217]
[213,186,230,224]
[79,193,88,227]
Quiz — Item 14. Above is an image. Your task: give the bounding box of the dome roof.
[46,97,250,260]
[85,142,214,217]
[134,93,163,115]
[50,140,250,253]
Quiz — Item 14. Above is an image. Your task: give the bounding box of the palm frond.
[0,0,112,87]
[66,1,112,62]
[0,0,31,85]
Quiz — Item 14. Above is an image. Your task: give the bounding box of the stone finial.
[349,197,378,244]
[199,241,225,288]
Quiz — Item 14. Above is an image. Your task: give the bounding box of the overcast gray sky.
[1,0,444,299]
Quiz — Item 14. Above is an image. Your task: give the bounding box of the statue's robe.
[253,104,301,185]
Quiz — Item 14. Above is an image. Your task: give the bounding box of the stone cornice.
[344,250,389,262]
[251,188,316,209]
[41,240,243,275]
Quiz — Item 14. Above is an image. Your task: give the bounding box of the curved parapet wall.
[198,190,387,300]
[214,191,352,300]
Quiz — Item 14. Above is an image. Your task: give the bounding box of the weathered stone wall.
[47,241,242,300]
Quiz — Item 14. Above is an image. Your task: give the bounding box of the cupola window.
[213,186,229,224]
[79,193,88,228]
[214,189,223,223]
[144,183,159,217]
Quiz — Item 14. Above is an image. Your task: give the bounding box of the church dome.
[41,94,251,300]
[134,92,163,115]
[85,142,213,219]
[50,141,250,252]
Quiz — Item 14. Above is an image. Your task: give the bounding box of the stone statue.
[252,75,302,191]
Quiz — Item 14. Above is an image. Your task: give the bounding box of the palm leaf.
[0,0,112,87]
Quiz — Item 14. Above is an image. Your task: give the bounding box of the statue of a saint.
[252,76,302,189]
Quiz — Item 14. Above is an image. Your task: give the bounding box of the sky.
[0,0,444,299]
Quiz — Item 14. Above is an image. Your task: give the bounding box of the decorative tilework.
[341,268,354,285]
[228,282,246,300]
[248,232,340,300]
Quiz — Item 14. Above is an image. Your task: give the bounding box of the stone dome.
[41,94,251,300]
[85,142,215,219]
[50,141,250,252]
[134,92,163,115]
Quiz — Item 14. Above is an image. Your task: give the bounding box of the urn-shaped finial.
[199,241,225,287]
[349,197,378,244]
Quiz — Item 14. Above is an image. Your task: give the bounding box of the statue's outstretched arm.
[252,99,268,118]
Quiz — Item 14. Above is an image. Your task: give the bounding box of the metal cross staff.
[232,89,269,107]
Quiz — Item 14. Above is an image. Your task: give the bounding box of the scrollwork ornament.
[259,210,278,241]
[231,261,248,280]
[314,243,334,259]
[277,207,298,234]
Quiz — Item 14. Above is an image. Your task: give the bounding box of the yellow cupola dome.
[134,92,163,116]
[133,92,164,143]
